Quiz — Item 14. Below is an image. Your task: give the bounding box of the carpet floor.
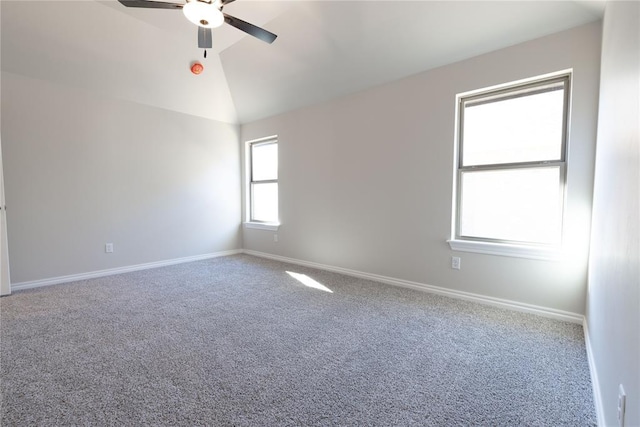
[1,254,596,426]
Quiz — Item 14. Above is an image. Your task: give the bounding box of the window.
[449,74,570,259]
[247,137,278,227]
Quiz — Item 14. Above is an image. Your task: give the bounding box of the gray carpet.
[1,254,596,426]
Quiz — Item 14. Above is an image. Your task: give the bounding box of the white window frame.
[244,136,279,231]
[448,72,571,260]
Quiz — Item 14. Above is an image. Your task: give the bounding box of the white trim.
[11,249,242,292]
[447,239,561,261]
[243,249,583,324]
[583,318,605,426]
[244,222,280,231]
[457,68,574,99]
[245,135,278,145]
[0,137,10,296]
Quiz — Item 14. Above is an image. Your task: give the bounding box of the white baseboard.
[243,249,584,324]
[11,249,243,292]
[13,248,585,324]
[583,318,605,426]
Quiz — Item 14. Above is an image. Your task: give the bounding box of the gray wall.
[241,22,602,315]
[587,2,639,426]
[2,72,241,284]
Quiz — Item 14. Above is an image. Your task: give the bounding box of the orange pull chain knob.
[191,62,204,75]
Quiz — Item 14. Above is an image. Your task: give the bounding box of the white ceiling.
[1,1,604,124]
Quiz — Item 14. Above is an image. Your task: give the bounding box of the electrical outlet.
[618,384,626,427]
[451,256,461,270]
[105,243,114,253]
[274,234,278,242]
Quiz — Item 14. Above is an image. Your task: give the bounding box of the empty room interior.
[0,0,638,426]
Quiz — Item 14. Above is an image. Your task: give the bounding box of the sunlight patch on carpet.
[286,271,333,293]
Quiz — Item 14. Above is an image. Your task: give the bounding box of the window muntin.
[249,139,278,223]
[455,74,570,247]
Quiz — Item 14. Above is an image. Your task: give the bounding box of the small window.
[451,74,570,254]
[248,138,278,224]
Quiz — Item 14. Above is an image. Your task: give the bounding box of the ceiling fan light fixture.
[183,0,224,29]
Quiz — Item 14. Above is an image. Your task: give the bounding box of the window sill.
[244,222,280,231]
[447,239,560,261]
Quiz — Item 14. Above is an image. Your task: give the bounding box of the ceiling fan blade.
[223,13,277,44]
[198,27,212,49]
[220,0,236,5]
[117,0,183,9]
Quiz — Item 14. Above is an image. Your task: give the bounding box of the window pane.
[252,143,278,181]
[251,182,278,222]
[460,167,562,244]
[462,87,564,166]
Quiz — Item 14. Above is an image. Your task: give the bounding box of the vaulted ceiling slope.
[1,1,603,125]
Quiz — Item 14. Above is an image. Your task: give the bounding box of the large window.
[451,74,570,257]
[248,137,278,225]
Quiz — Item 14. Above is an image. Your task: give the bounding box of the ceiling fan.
[116,0,277,50]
